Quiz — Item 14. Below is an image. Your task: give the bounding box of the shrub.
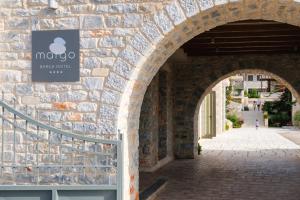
[226,113,244,128]
[262,89,294,127]
[263,112,268,119]
[248,89,260,98]
[294,111,300,122]
[269,112,290,127]
[225,123,230,131]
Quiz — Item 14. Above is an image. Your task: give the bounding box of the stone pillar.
[139,75,159,170]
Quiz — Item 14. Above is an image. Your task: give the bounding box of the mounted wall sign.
[32,29,80,82]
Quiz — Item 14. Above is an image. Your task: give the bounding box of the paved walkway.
[141,128,300,200]
[241,110,264,127]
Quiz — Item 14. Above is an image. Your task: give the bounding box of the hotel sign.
[32,30,79,82]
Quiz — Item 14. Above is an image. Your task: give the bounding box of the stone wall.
[158,71,168,160]
[139,74,159,169]
[2,1,300,199]
[139,67,173,171]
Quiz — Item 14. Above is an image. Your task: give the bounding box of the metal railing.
[0,93,122,199]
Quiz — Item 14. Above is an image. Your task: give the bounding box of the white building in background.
[230,73,285,109]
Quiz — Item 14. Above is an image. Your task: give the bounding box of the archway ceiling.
[182,20,300,56]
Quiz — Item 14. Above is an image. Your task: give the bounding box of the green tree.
[262,88,295,126]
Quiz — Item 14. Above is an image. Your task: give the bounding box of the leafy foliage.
[294,111,300,122]
[226,113,244,128]
[262,88,294,127]
[248,89,260,98]
[263,112,268,119]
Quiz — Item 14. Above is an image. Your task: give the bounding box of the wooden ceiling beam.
[182,20,300,56]
[186,50,299,56]
[183,42,300,48]
[198,31,300,38]
[191,36,300,43]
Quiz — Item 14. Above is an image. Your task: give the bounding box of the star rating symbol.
[49,70,63,74]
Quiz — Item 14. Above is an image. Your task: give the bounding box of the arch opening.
[194,69,300,150]
[117,3,300,196]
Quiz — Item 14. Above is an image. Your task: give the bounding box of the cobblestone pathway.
[145,128,300,200]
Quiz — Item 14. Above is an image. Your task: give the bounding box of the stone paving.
[241,110,264,128]
[141,128,300,200]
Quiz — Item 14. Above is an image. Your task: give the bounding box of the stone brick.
[83,113,97,122]
[73,122,97,133]
[108,4,138,13]
[83,57,102,68]
[119,46,143,66]
[55,17,79,29]
[92,68,110,77]
[105,72,126,92]
[130,33,152,55]
[141,21,163,43]
[40,93,60,103]
[40,111,62,122]
[97,119,116,135]
[124,13,142,27]
[38,19,55,29]
[34,84,46,92]
[77,102,97,112]
[65,112,82,121]
[27,0,47,6]
[6,18,29,30]
[165,1,186,25]
[99,105,118,120]
[81,16,104,29]
[60,91,88,102]
[0,70,21,82]
[0,53,18,60]
[46,84,71,92]
[83,77,104,90]
[99,36,125,47]
[21,96,40,105]
[154,11,174,34]
[95,5,109,13]
[101,89,121,106]
[113,58,132,79]
[89,91,101,101]
[0,0,22,8]
[53,102,76,110]
[0,83,14,93]
[0,32,20,42]
[179,0,200,17]
[198,0,214,11]
[16,84,33,95]
[80,38,97,49]
[105,15,123,28]
[215,0,228,5]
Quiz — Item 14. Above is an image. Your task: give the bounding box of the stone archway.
[115,1,300,199]
[193,68,300,152]
[170,54,300,159]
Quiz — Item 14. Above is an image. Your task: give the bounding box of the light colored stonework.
[1,0,300,199]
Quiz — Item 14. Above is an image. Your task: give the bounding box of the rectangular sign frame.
[32,29,80,82]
